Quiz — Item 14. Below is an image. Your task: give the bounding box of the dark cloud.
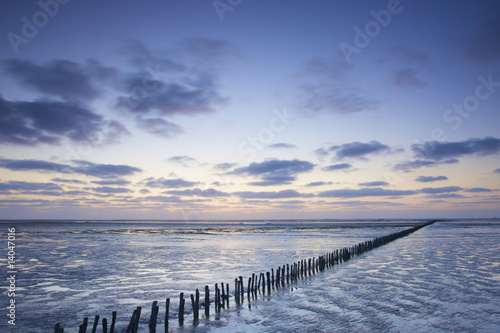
[0,95,128,146]
[230,159,314,186]
[0,158,141,179]
[418,186,462,194]
[234,189,313,199]
[415,175,448,183]
[495,168,500,174]
[0,181,62,192]
[91,179,131,186]
[323,163,352,171]
[393,69,426,88]
[464,188,496,193]
[52,178,87,184]
[305,181,333,187]
[71,161,142,179]
[425,193,464,199]
[412,137,500,161]
[318,188,417,198]
[114,39,232,122]
[2,59,116,101]
[267,143,297,149]
[358,181,389,187]
[143,177,199,188]
[0,158,72,173]
[465,15,500,63]
[393,159,458,171]
[330,141,391,160]
[91,186,133,194]
[297,57,378,114]
[163,188,230,197]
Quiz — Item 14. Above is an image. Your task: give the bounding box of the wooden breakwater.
[53,220,437,333]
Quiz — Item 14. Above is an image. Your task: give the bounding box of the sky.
[0,0,499,220]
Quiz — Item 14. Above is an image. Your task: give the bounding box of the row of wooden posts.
[54,220,437,333]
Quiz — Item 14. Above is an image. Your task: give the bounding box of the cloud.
[213,163,238,171]
[0,95,128,146]
[234,189,313,199]
[229,159,314,186]
[393,68,427,88]
[163,188,230,197]
[91,186,133,194]
[329,141,391,160]
[0,158,141,179]
[495,168,500,174]
[2,59,116,101]
[143,177,199,188]
[297,57,378,114]
[0,181,63,192]
[323,163,352,171]
[358,181,389,187]
[91,179,131,186]
[412,137,500,161]
[136,116,182,137]
[425,193,464,199]
[415,176,448,183]
[167,155,198,166]
[114,39,232,118]
[267,143,297,149]
[318,188,417,198]
[418,186,462,194]
[464,188,496,193]
[52,178,87,184]
[465,15,500,63]
[393,159,459,171]
[305,181,333,187]
[71,161,142,179]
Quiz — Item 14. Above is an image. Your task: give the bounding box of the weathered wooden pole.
[178,293,185,326]
[110,311,117,333]
[164,298,170,333]
[91,315,99,333]
[149,301,159,333]
[205,285,210,316]
[266,271,271,294]
[79,317,88,333]
[102,318,108,333]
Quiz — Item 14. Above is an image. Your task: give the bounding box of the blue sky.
[0,0,499,219]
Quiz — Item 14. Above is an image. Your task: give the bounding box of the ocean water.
[0,220,499,332]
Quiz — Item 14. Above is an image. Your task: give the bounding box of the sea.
[0,219,499,332]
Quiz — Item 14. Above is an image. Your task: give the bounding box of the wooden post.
[226,283,229,308]
[102,318,108,333]
[205,285,210,317]
[110,311,117,333]
[220,284,225,309]
[266,271,271,294]
[91,315,100,333]
[164,298,170,333]
[239,276,244,301]
[54,323,62,333]
[149,301,159,333]
[79,317,88,333]
[180,293,187,323]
